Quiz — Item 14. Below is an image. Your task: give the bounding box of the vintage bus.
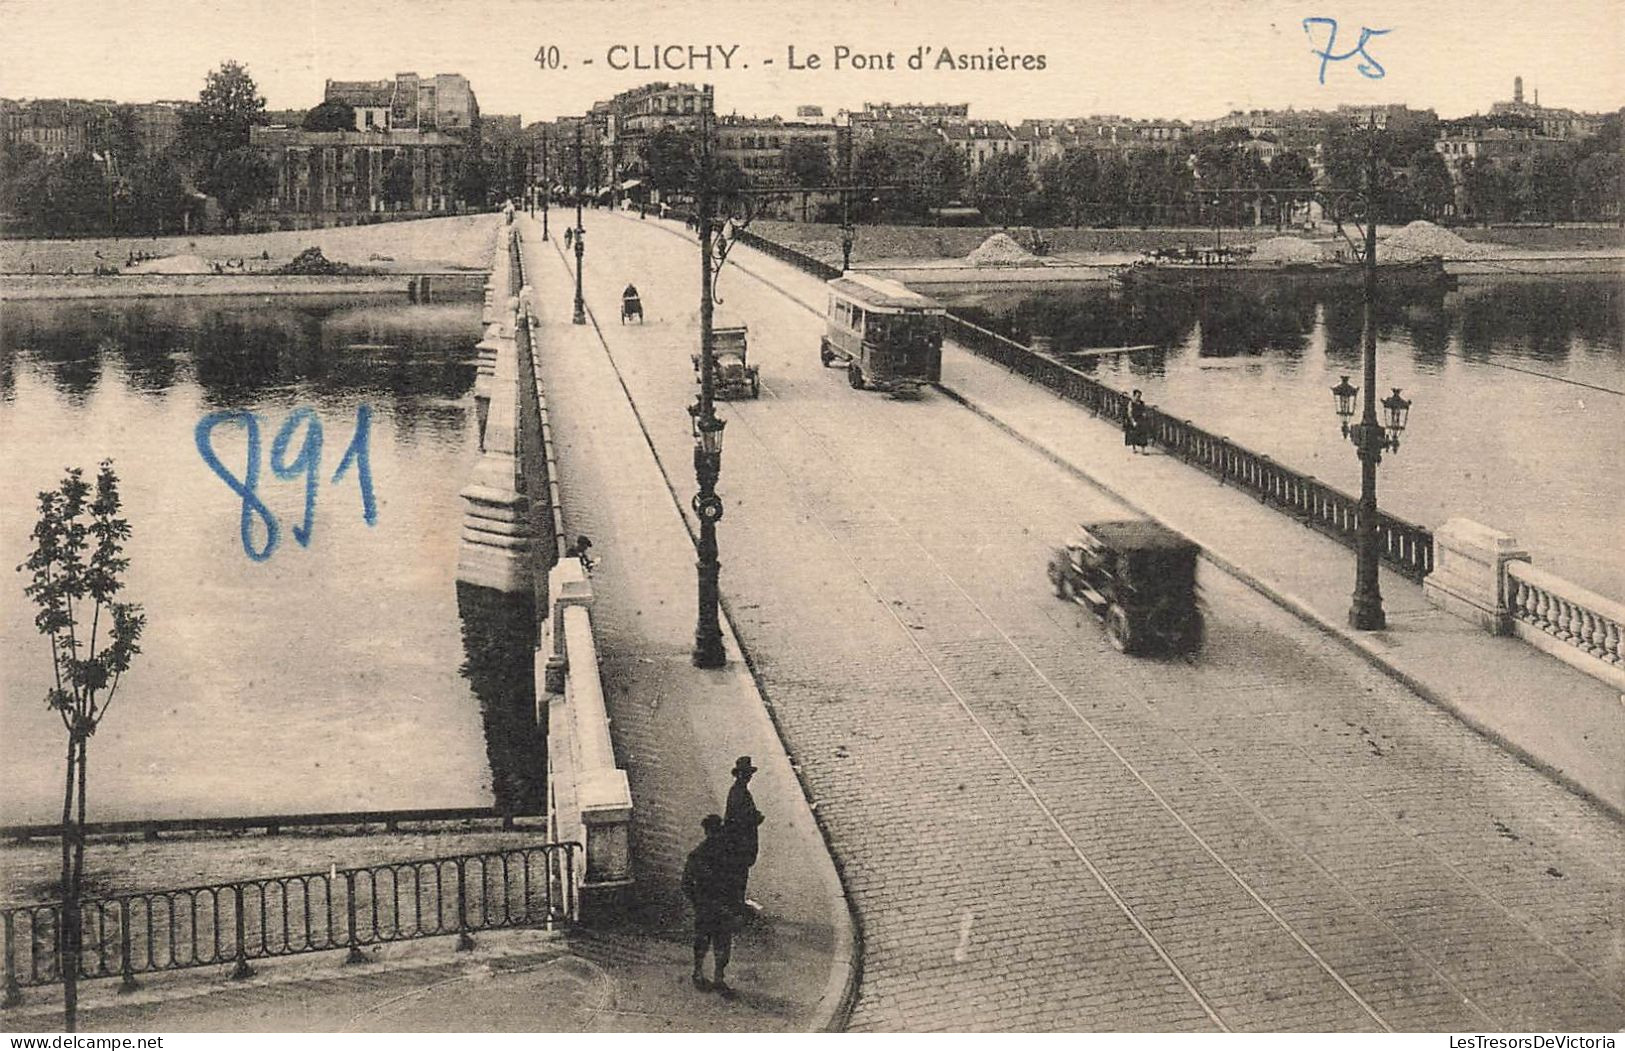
[818,274,946,393]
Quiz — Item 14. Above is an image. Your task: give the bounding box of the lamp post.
[691,104,727,668]
[572,124,586,326]
[540,127,550,240]
[1330,128,1414,631]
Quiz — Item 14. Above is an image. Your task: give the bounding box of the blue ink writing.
[330,402,378,526]
[195,410,279,562]
[269,407,323,546]
[196,404,377,560]
[1303,17,1390,84]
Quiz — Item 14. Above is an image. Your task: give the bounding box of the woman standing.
[1124,389,1151,454]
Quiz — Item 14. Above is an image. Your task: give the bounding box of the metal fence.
[737,231,1434,581]
[2,843,579,998]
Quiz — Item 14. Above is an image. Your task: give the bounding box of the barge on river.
[1112,246,1453,292]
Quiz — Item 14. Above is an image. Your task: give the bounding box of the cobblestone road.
[541,212,1625,1032]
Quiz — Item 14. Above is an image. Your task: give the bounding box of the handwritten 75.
[1303,18,1391,84]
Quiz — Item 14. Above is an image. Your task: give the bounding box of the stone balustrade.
[1506,561,1625,691]
[1425,517,1625,693]
[540,559,634,891]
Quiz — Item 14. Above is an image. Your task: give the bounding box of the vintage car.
[1047,519,1203,655]
[691,324,760,399]
[819,274,945,394]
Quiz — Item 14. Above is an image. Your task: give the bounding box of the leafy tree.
[781,139,832,188]
[199,146,273,230]
[1575,149,1622,222]
[1,141,50,230]
[127,154,188,235]
[302,100,355,132]
[55,154,111,235]
[646,127,697,195]
[1458,156,1511,223]
[454,152,489,210]
[1268,150,1316,228]
[1404,149,1455,220]
[914,140,966,210]
[385,154,417,209]
[178,60,267,166]
[1527,151,1577,221]
[18,463,145,1033]
[974,152,1035,224]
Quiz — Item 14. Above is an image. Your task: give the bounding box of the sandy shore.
[0,273,426,300]
[0,213,501,276]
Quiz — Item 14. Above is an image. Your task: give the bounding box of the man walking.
[682,814,736,995]
[724,756,765,914]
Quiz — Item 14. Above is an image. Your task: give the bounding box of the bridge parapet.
[540,560,633,892]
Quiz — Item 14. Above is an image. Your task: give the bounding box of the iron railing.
[738,231,1434,581]
[2,843,578,999]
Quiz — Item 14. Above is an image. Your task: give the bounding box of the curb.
[527,222,863,1032]
[935,381,1625,826]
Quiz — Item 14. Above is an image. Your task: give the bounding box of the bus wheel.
[848,363,865,389]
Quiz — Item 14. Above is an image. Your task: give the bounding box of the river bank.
[0,213,500,276]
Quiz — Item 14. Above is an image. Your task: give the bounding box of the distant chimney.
[1514,76,1524,104]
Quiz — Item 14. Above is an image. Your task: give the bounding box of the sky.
[2,0,1621,124]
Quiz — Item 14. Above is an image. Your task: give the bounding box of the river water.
[0,294,542,825]
[946,275,1625,600]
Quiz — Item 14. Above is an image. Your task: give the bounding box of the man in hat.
[723,756,765,913]
[682,814,735,994]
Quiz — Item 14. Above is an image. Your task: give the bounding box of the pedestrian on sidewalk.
[683,814,737,995]
[564,227,574,248]
[1124,389,1150,454]
[724,755,765,916]
[565,534,596,573]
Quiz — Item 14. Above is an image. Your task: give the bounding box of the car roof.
[827,274,944,312]
[1075,519,1198,553]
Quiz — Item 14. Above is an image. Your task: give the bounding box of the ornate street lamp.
[689,398,727,667]
[540,127,550,241]
[572,124,586,326]
[1329,129,1416,631]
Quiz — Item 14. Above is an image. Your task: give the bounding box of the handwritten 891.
[195,405,378,562]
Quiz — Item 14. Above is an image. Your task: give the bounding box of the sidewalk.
[933,344,1625,821]
[512,213,855,1030]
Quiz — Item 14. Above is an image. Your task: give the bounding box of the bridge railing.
[737,230,1434,581]
[1506,561,1625,689]
[2,843,578,999]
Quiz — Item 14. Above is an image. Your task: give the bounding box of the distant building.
[126,100,188,156]
[1,98,116,162]
[1488,76,1605,140]
[715,114,837,185]
[601,82,714,191]
[324,72,480,135]
[250,125,469,222]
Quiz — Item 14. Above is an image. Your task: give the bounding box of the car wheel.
[1179,613,1204,654]
[819,340,834,366]
[1105,604,1134,654]
[848,363,865,389]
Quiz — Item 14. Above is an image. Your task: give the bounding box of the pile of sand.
[1381,220,1496,260]
[125,253,213,274]
[965,233,1037,266]
[1249,236,1327,263]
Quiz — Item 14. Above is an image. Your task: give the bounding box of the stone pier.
[456,225,533,594]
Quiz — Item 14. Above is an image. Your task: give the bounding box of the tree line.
[1,62,500,239]
[624,110,1621,228]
